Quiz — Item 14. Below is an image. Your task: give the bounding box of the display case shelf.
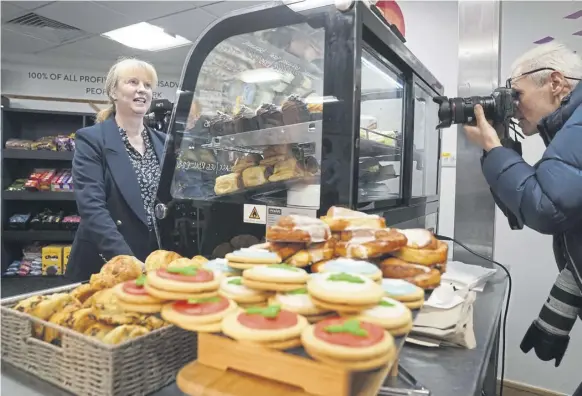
[2,149,74,160]
[3,230,76,242]
[3,191,76,201]
[203,121,322,153]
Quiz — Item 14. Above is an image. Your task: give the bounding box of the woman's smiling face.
[112,67,154,117]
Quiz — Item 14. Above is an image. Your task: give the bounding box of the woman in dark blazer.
[66,58,166,282]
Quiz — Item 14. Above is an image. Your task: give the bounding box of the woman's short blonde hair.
[96,58,158,123]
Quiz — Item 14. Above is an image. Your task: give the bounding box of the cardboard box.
[42,245,64,276]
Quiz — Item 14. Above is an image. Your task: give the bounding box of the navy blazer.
[66,118,166,282]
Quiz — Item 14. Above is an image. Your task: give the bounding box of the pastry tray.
[202,121,322,152]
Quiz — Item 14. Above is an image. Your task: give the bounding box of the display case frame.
[154,0,444,255]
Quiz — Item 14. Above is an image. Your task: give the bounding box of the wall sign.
[1,63,180,102]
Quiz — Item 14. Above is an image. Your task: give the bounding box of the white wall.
[497,2,582,394]
[398,0,459,243]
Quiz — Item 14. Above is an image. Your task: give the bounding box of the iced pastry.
[233,105,259,133]
[281,95,310,125]
[255,103,284,129]
[208,111,234,137]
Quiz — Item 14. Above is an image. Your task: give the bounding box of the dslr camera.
[145,98,174,133]
[433,87,518,129]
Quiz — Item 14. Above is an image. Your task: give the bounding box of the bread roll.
[89,255,144,291]
[214,173,242,195]
[242,165,273,187]
[145,250,183,272]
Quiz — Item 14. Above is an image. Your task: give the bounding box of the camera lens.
[433,95,495,128]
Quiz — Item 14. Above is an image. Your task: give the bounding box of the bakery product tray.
[1,284,198,396]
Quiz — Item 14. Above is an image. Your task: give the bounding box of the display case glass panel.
[358,47,405,203]
[412,83,440,198]
[170,22,325,210]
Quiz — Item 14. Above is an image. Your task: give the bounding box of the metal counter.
[1,273,507,396]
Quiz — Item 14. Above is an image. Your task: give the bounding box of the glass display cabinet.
[154,0,444,258]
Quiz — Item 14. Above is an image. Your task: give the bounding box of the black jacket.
[66,118,166,282]
[482,83,582,289]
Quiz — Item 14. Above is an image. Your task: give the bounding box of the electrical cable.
[434,234,512,396]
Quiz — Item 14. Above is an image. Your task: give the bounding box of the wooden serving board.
[176,333,398,396]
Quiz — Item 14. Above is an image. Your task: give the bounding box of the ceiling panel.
[1,2,27,21]
[96,1,212,24]
[38,40,96,58]
[34,1,130,34]
[1,27,55,53]
[37,35,141,59]
[150,7,216,42]
[4,1,54,11]
[201,1,264,17]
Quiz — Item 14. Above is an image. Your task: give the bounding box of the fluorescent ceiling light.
[362,57,402,89]
[238,69,283,84]
[102,22,191,51]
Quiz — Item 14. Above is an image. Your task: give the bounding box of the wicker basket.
[1,283,198,396]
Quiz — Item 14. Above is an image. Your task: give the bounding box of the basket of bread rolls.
[1,252,203,396]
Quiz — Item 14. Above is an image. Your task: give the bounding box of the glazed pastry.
[208,111,234,137]
[321,206,386,232]
[379,257,441,289]
[264,242,306,261]
[286,240,335,267]
[263,145,292,158]
[233,105,259,133]
[397,229,438,249]
[255,103,284,129]
[268,158,304,182]
[266,215,331,244]
[242,165,273,188]
[392,239,448,271]
[307,102,323,113]
[281,94,310,125]
[260,154,289,167]
[214,173,242,195]
[334,229,408,259]
[232,154,261,173]
[144,250,183,273]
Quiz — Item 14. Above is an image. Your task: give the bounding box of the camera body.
[433,87,518,129]
[145,99,174,133]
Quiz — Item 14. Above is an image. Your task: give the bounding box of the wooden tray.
[177,333,399,396]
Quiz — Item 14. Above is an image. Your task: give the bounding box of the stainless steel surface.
[204,121,322,150]
[453,0,501,265]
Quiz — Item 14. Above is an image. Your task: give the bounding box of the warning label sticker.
[243,204,266,225]
[266,206,317,226]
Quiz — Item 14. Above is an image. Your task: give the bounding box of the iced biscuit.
[225,248,282,265]
[221,304,308,343]
[243,264,309,284]
[381,279,425,302]
[317,258,382,281]
[202,258,242,279]
[162,296,237,332]
[146,266,220,293]
[348,297,413,335]
[219,276,271,304]
[269,287,332,316]
[307,272,384,305]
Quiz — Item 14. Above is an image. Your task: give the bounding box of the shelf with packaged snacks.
[3,191,76,201]
[202,120,322,153]
[2,230,76,242]
[2,149,74,160]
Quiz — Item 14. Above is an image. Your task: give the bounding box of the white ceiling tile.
[149,7,216,42]
[202,1,264,17]
[34,1,131,34]
[36,35,141,59]
[4,1,54,11]
[97,1,214,22]
[37,41,96,58]
[1,27,55,53]
[1,2,27,21]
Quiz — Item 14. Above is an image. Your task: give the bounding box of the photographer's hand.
[463,104,502,152]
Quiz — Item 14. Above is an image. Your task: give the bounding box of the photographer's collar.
[537,83,582,145]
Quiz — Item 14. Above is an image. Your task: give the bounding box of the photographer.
[463,42,581,395]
